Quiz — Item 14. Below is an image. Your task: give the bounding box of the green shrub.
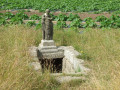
[83,17,97,28]
[57,21,67,28]
[109,14,120,21]
[55,14,68,21]
[70,18,82,28]
[36,20,42,30]
[15,12,29,20]
[49,13,57,20]
[26,21,36,27]
[4,12,15,20]
[95,15,108,22]
[67,13,80,21]
[99,14,120,28]
[0,18,7,25]
[9,17,23,24]
[0,13,4,16]
[29,14,40,20]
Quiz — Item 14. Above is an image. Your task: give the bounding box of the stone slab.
[37,48,64,59]
[55,76,86,83]
[39,46,57,50]
[62,58,75,73]
[38,40,64,59]
[39,40,56,47]
[59,46,90,74]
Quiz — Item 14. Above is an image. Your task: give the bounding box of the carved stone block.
[38,40,64,59]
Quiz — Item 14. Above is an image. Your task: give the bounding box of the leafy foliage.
[55,14,68,21]
[3,12,15,20]
[1,11,120,29]
[15,12,29,20]
[83,17,97,28]
[67,13,80,21]
[95,15,107,22]
[0,18,7,25]
[0,13,3,16]
[9,17,23,24]
[36,21,42,30]
[70,18,82,28]
[99,14,120,28]
[49,13,57,20]
[57,21,67,28]
[1,0,120,13]
[26,21,36,27]
[0,0,120,12]
[29,14,40,20]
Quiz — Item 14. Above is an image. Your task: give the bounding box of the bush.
[9,17,23,24]
[35,19,42,29]
[83,17,97,28]
[0,18,7,25]
[57,21,67,28]
[26,21,36,27]
[4,12,15,20]
[29,14,41,20]
[95,15,108,22]
[49,13,57,20]
[15,12,29,20]
[67,13,80,21]
[55,14,68,21]
[70,18,82,28]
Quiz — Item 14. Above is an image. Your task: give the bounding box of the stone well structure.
[29,9,89,74]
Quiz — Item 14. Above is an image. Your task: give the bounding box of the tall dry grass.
[54,28,120,90]
[0,25,59,90]
[0,25,120,90]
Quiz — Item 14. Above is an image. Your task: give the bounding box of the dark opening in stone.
[39,58,63,73]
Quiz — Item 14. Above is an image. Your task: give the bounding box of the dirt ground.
[0,9,113,20]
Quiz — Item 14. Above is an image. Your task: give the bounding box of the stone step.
[55,76,86,83]
[40,49,59,53]
[38,46,57,50]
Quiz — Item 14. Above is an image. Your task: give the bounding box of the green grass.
[0,25,120,89]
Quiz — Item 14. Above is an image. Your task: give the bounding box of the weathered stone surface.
[28,46,38,61]
[62,58,75,73]
[59,46,90,74]
[38,40,64,59]
[37,51,64,59]
[39,40,56,47]
[42,9,53,40]
[29,46,90,74]
[55,76,86,83]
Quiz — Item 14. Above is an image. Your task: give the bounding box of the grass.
[0,25,120,90]
[0,25,59,90]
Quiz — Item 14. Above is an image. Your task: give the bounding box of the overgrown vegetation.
[0,25,120,89]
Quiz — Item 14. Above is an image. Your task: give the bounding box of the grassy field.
[1,0,120,13]
[0,25,120,90]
